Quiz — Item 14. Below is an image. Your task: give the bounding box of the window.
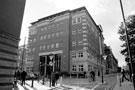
[43,45,46,50]
[48,34,51,38]
[78,51,83,57]
[72,41,76,46]
[44,27,47,30]
[79,65,83,71]
[72,17,82,25]
[78,29,82,34]
[72,52,76,58]
[40,46,42,50]
[72,30,76,35]
[47,45,50,49]
[29,39,32,43]
[51,44,54,48]
[51,33,55,38]
[33,38,36,42]
[56,43,59,48]
[40,36,43,40]
[60,31,64,36]
[44,35,46,39]
[88,65,91,71]
[78,40,83,45]
[72,18,76,24]
[72,65,77,72]
[29,48,31,52]
[77,17,81,23]
[29,28,37,35]
[41,28,44,31]
[32,48,35,52]
[56,32,59,37]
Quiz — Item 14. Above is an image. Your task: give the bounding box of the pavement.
[113,74,134,90]
[113,81,134,90]
[12,74,119,90]
[12,76,101,90]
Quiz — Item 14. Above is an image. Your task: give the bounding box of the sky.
[19,0,135,67]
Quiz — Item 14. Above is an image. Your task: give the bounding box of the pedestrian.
[21,70,27,86]
[55,71,60,85]
[121,69,129,82]
[84,71,86,78]
[51,72,56,86]
[90,70,95,82]
[13,70,18,88]
[16,70,21,80]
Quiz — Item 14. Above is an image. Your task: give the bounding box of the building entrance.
[39,54,61,76]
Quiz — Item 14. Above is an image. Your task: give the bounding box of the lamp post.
[101,55,107,84]
[119,0,135,89]
[49,53,54,87]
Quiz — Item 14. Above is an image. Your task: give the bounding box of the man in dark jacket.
[21,70,27,86]
[121,69,129,82]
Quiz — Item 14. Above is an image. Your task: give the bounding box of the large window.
[29,28,37,35]
[56,43,59,48]
[40,46,42,50]
[72,16,82,25]
[40,36,43,40]
[72,41,76,47]
[79,65,83,71]
[78,29,82,34]
[78,51,83,57]
[72,30,76,35]
[33,38,36,42]
[51,44,54,48]
[72,65,77,72]
[78,40,83,45]
[43,45,46,50]
[72,52,76,58]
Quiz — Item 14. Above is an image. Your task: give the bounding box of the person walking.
[121,69,129,82]
[21,70,27,86]
[90,70,95,82]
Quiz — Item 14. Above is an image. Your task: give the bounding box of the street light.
[119,0,135,89]
[101,55,107,84]
[49,53,54,87]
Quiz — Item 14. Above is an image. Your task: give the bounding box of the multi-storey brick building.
[28,6,104,76]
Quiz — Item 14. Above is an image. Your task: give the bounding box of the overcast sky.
[19,0,135,67]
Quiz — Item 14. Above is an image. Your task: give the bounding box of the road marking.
[91,83,100,90]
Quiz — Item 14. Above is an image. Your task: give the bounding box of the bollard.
[117,74,122,90]
[31,77,34,87]
[60,76,62,86]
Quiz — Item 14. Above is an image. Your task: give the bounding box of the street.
[61,74,117,90]
[94,74,117,90]
[14,74,117,90]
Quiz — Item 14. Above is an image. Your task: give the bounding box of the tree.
[118,15,135,61]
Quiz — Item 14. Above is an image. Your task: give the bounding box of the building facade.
[104,44,118,74]
[17,45,34,74]
[28,7,104,76]
[0,0,25,89]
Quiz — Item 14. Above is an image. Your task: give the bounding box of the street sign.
[49,61,53,66]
